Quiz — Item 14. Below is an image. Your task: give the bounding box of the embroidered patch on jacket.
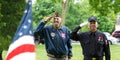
[60,33,66,39]
[51,32,55,37]
[98,36,103,41]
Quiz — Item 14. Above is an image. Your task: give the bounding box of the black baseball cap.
[88,16,97,22]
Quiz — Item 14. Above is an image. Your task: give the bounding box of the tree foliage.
[66,0,90,31]
[89,0,120,15]
[88,0,119,33]
[0,0,26,50]
[97,16,115,33]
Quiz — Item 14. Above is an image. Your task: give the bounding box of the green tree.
[66,0,91,31]
[0,3,1,20]
[89,0,120,15]
[89,0,118,33]
[0,0,26,59]
[97,16,115,33]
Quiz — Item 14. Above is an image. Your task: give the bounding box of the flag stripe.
[6,44,35,60]
[10,53,35,60]
[7,35,34,54]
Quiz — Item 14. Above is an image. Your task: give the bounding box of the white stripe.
[6,35,35,57]
[10,52,35,60]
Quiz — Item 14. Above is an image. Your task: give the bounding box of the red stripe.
[6,44,35,60]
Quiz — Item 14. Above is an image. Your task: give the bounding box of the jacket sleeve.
[67,30,73,58]
[33,21,46,39]
[103,34,111,60]
[70,26,81,41]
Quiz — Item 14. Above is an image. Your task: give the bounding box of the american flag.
[6,0,35,60]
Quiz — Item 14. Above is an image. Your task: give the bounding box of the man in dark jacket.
[34,13,72,60]
[70,16,110,60]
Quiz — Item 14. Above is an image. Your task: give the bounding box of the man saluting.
[70,16,110,60]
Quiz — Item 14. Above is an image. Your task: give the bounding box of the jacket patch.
[51,32,55,37]
[98,36,103,41]
[60,33,66,39]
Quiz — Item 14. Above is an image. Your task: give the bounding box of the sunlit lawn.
[3,44,120,60]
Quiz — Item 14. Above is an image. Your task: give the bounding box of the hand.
[44,16,53,23]
[79,22,88,27]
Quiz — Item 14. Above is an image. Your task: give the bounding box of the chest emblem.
[60,33,66,39]
[98,36,103,41]
[51,32,55,37]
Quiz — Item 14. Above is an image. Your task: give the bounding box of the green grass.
[2,44,120,60]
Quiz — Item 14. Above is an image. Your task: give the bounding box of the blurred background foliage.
[0,0,26,50]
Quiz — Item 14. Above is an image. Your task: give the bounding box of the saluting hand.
[44,16,53,23]
[79,22,88,27]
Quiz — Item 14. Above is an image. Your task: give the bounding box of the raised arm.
[33,17,53,39]
[70,26,81,41]
[70,22,88,41]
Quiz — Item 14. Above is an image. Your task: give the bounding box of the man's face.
[88,21,98,32]
[53,17,62,29]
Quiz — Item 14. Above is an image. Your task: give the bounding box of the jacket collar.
[52,25,62,30]
[88,30,99,36]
